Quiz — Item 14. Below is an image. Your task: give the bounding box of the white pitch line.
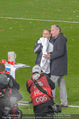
[18,103,29,106]
[68,105,79,108]
[18,102,31,110]
[19,101,79,108]
[0,16,79,24]
[19,101,30,103]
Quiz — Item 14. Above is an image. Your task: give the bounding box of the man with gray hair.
[44,25,68,107]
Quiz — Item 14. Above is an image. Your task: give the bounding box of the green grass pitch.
[0,0,79,116]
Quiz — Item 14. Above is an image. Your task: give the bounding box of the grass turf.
[0,0,79,115]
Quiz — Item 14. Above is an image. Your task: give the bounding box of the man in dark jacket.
[34,29,53,78]
[26,65,55,118]
[0,63,20,90]
[0,63,22,101]
[0,63,22,118]
[44,25,68,107]
[34,29,52,65]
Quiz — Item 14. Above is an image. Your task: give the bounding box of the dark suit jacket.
[34,38,43,65]
[50,33,68,76]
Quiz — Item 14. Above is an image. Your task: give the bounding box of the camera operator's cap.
[32,65,41,73]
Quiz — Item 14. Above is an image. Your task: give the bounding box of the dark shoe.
[61,105,68,107]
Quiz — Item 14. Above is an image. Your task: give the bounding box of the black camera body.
[52,104,61,113]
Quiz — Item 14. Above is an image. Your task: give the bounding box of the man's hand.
[43,54,50,59]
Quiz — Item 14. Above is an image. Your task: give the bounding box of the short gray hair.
[51,25,61,32]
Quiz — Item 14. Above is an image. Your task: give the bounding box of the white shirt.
[38,37,53,74]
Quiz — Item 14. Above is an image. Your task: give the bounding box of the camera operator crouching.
[0,63,22,119]
[26,65,61,119]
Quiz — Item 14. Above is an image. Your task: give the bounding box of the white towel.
[38,37,53,74]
